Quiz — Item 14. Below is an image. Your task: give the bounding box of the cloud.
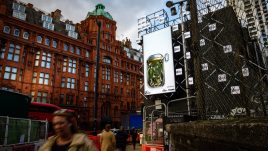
[20,0,167,49]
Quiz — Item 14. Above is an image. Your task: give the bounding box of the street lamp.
[93,19,101,135]
[166,0,191,115]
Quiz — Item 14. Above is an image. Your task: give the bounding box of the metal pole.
[4,116,9,145]
[180,1,191,116]
[27,119,31,143]
[190,0,205,119]
[93,19,101,135]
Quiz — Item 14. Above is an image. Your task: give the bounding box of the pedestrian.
[115,126,128,151]
[100,123,116,151]
[39,109,97,151]
[130,127,138,150]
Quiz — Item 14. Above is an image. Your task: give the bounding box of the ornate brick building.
[0,0,142,129]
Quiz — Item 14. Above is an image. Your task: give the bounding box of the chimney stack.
[51,9,62,22]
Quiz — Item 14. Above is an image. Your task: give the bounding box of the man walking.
[115,126,128,151]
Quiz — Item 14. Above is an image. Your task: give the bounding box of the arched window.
[3,26,10,34]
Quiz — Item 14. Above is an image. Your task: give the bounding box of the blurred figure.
[100,123,116,151]
[39,109,97,151]
[130,127,138,150]
[115,126,128,151]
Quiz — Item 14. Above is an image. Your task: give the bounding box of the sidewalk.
[126,144,142,151]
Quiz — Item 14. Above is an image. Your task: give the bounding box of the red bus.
[28,102,61,122]
[28,102,76,136]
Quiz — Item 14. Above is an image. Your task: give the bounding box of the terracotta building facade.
[0,0,143,130]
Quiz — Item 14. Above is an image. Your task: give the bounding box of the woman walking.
[39,109,97,151]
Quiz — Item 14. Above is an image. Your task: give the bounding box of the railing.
[0,116,48,146]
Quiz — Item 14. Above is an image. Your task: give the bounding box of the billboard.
[143,27,175,95]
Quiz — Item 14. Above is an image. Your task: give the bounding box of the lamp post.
[93,19,101,135]
[166,0,191,115]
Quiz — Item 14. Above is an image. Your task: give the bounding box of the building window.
[61,77,65,88]
[39,72,49,85]
[12,2,26,20]
[70,45,74,53]
[60,94,64,104]
[85,64,89,77]
[126,74,130,85]
[23,32,29,39]
[4,66,17,80]
[102,67,110,80]
[106,68,110,80]
[63,58,67,72]
[3,26,10,34]
[114,71,119,83]
[19,69,23,81]
[37,91,48,103]
[85,50,90,58]
[131,75,135,85]
[45,37,50,46]
[64,43,69,51]
[0,44,6,59]
[107,46,111,52]
[32,72,37,83]
[7,43,20,62]
[35,51,40,66]
[66,94,74,105]
[115,59,119,66]
[37,35,42,43]
[13,28,20,37]
[42,21,54,31]
[0,65,2,77]
[83,97,88,107]
[41,52,51,68]
[67,78,75,89]
[52,39,57,48]
[68,59,76,74]
[102,67,105,80]
[101,84,110,93]
[120,72,123,83]
[114,86,118,95]
[106,24,110,29]
[106,84,110,93]
[94,66,96,78]
[85,81,89,91]
[103,56,111,64]
[76,47,80,55]
[101,85,105,93]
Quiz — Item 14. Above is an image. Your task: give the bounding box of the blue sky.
[20,0,171,49]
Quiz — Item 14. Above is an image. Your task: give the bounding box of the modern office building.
[0,0,142,129]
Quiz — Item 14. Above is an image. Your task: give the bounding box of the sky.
[19,0,170,49]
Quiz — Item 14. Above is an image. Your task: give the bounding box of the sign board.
[231,86,240,94]
[143,27,176,95]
